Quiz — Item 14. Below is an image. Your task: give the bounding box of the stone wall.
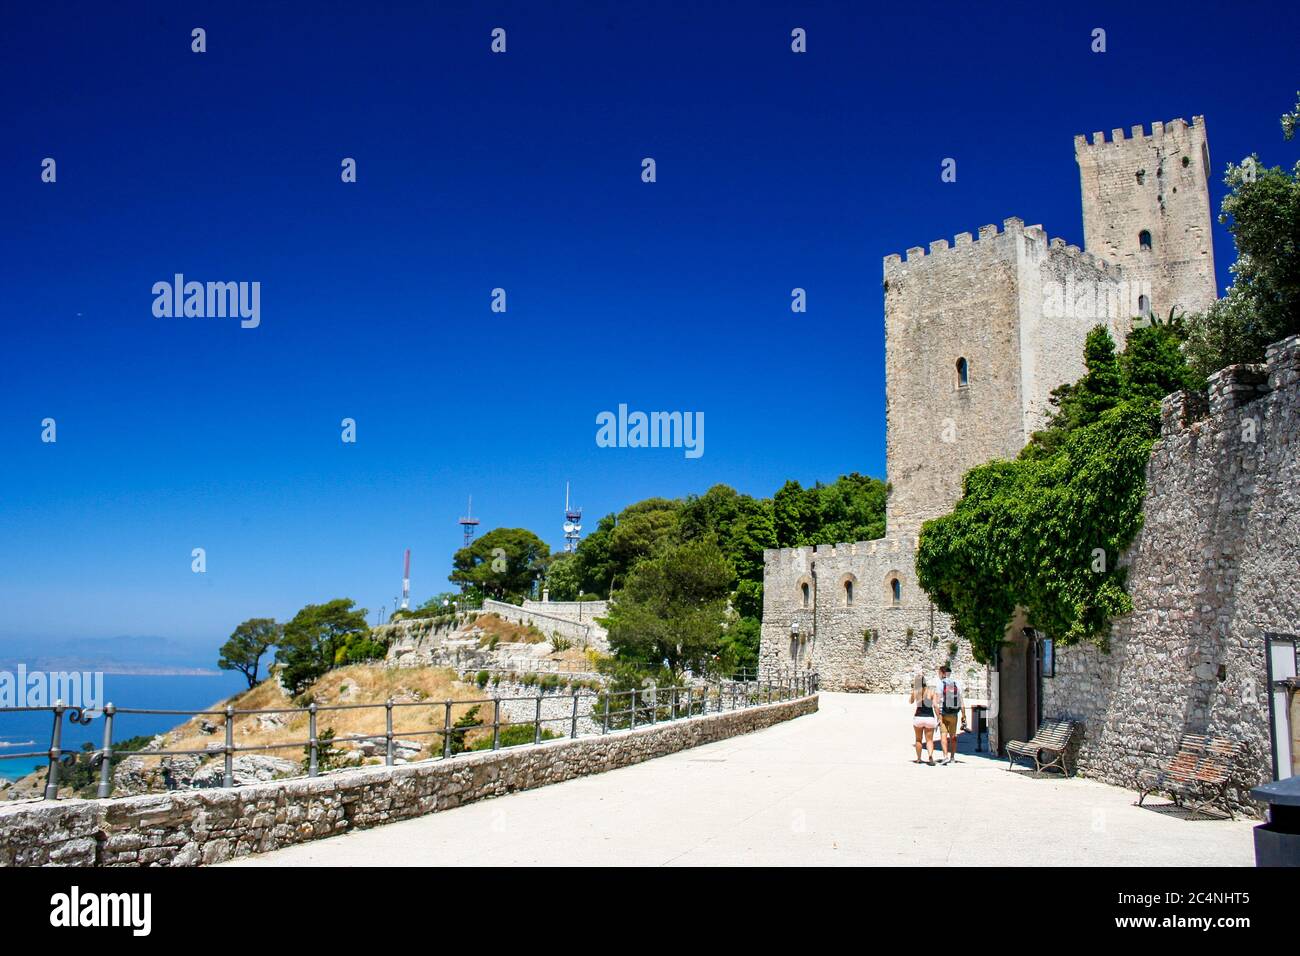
[759,535,984,695]
[0,694,817,866]
[1044,337,1300,809]
[883,218,1130,536]
[482,599,608,650]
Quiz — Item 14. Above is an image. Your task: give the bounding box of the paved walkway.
[225,693,1256,866]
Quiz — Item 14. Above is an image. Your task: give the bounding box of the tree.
[573,512,617,597]
[1184,94,1300,376]
[217,618,280,689]
[542,552,582,601]
[571,498,682,597]
[601,537,733,676]
[276,599,371,696]
[774,474,887,546]
[773,480,820,547]
[449,527,550,601]
[918,323,1195,662]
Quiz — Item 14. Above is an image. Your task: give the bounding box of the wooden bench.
[1005,718,1080,776]
[1137,734,1246,820]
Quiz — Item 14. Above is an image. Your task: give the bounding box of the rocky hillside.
[1,664,499,801]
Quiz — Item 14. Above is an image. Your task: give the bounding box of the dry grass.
[155,664,502,766]
[472,613,547,646]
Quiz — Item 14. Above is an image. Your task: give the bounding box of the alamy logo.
[50,886,151,937]
[0,665,103,713]
[595,404,704,459]
[152,274,261,329]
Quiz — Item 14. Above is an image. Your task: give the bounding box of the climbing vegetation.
[916,322,1199,663]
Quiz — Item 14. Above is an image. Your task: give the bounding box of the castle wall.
[883,218,1130,536]
[1076,117,1217,317]
[1043,336,1300,809]
[1018,233,1131,434]
[759,536,984,695]
[883,222,1025,537]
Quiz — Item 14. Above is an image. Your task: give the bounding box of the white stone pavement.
[224,693,1256,867]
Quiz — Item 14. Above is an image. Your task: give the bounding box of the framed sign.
[1041,637,1055,678]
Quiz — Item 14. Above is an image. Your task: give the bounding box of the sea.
[0,672,247,781]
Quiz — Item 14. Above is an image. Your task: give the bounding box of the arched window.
[800,582,810,609]
[844,580,854,606]
[888,576,902,607]
[1139,230,1153,251]
[956,357,969,388]
[1138,294,1149,315]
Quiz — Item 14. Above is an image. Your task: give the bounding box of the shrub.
[475,670,490,689]
[303,727,342,773]
[469,724,560,750]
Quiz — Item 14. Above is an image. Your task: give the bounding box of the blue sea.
[0,673,247,780]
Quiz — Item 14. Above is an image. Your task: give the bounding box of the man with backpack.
[936,665,964,765]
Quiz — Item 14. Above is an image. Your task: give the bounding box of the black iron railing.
[0,672,818,801]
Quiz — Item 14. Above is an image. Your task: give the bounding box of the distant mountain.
[0,635,219,675]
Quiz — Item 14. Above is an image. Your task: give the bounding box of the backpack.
[940,677,960,714]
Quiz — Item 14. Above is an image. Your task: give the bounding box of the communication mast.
[563,482,582,553]
[458,496,480,548]
[400,549,411,610]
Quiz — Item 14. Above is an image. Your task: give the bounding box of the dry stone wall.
[1044,337,1300,809]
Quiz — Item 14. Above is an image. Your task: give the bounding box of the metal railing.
[0,672,818,801]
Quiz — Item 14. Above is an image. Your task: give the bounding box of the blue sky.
[1,1,1297,663]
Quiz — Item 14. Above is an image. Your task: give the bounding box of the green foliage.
[542,552,582,601]
[217,617,281,689]
[64,735,154,798]
[276,598,371,695]
[600,537,733,676]
[917,325,1181,662]
[570,477,880,674]
[449,527,550,602]
[398,592,464,621]
[475,670,490,689]
[445,705,482,755]
[1184,97,1300,376]
[470,723,560,750]
[773,474,887,547]
[303,726,342,773]
[588,658,684,729]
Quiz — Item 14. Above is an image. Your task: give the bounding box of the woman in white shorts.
[910,674,939,765]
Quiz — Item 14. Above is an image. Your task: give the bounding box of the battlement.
[763,534,915,567]
[1159,335,1300,438]
[1074,115,1205,152]
[885,216,1121,278]
[883,217,1025,273]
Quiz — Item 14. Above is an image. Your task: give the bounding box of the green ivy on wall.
[915,322,1202,663]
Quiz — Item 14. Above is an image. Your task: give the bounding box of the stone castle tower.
[1076,116,1218,318]
[760,116,1218,692]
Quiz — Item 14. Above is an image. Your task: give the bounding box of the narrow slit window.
[956,357,969,388]
[890,578,901,606]
[1139,230,1153,251]
[845,580,854,606]
[800,582,810,609]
